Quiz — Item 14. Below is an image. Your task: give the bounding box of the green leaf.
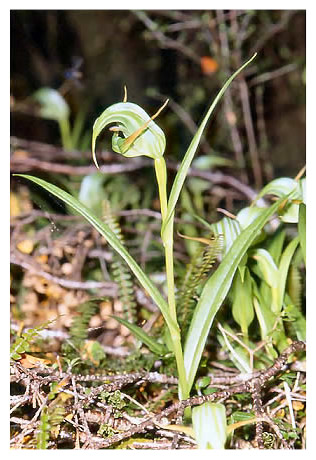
[283,296,306,342]
[267,228,286,265]
[164,54,257,230]
[32,88,70,122]
[231,268,254,336]
[279,202,300,223]
[251,248,279,289]
[254,177,305,224]
[211,216,242,256]
[253,281,288,354]
[217,328,251,373]
[254,177,300,201]
[250,249,279,314]
[277,237,300,314]
[111,315,166,356]
[236,206,266,228]
[211,206,266,259]
[71,107,88,149]
[195,376,211,391]
[13,174,177,335]
[192,402,227,449]
[78,173,106,217]
[192,154,235,169]
[89,341,106,364]
[252,294,276,343]
[231,411,255,423]
[183,198,282,391]
[298,203,306,264]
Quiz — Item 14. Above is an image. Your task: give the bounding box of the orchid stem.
[154,157,189,400]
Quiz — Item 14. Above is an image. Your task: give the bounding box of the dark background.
[10,10,306,184]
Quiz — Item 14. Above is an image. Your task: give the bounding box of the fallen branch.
[10,340,305,449]
[11,136,262,202]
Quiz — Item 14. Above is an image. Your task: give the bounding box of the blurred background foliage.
[11,9,305,182]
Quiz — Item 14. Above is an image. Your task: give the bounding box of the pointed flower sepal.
[92,101,167,168]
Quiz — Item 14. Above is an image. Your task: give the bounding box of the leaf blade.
[277,236,300,313]
[183,199,282,391]
[298,203,306,264]
[164,54,257,229]
[192,402,227,449]
[111,315,166,356]
[14,174,177,333]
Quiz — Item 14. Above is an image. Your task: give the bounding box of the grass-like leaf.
[277,236,300,313]
[13,174,177,335]
[183,199,283,391]
[267,228,286,265]
[111,315,167,356]
[298,203,306,264]
[163,53,257,230]
[231,268,254,336]
[252,294,277,346]
[251,248,279,288]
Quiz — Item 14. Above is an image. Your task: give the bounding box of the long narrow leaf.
[253,295,276,343]
[298,203,306,264]
[277,237,300,313]
[164,53,257,229]
[251,248,279,289]
[231,268,254,336]
[111,315,166,356]
[267,228,286,265]
[14,174,177,333]
[211,217,242,256]
[183,199,283,391]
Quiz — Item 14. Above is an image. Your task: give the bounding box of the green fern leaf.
[67,298,105,348]
[102,199,137,323]
[37,407,50,449]
[10,320,55,361]
[177,234,223,340]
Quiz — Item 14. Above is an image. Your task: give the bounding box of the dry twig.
[11,341,304,449]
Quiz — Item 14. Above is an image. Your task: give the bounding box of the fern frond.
[37,407,50,449]
[10,319,55,361]
[48,404,66,434]
[50,405,65,424]
[177,234,223,340]
[102,199,137,323]
[37,397,67,447]
[68,299,101,347]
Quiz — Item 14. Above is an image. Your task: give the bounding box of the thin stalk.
[154,158,189,400]
[154,158,168,221]
[154,159,176,320]
[59,118,73,151]
[164,220,189,400]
